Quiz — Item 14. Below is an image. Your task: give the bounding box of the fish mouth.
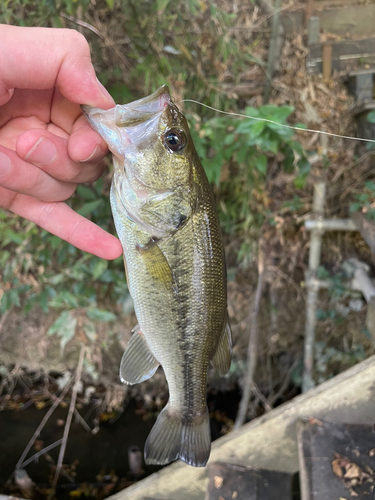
[81,85,171,151]
[115,85,170,128]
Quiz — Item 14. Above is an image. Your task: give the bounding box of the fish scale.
[82,86,232,467]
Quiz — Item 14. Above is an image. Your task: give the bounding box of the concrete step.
[298,419,375,499]
[107,356,375,500]
[206,462,295,500]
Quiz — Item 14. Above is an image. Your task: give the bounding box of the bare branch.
[52,345,86,489]
[234,250,265,429]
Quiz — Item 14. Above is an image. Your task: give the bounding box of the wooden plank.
[298,419,375,499]
[282,4,375,36]
[308,38,375,74]
[206,462,293,500]
[318,4,375,36]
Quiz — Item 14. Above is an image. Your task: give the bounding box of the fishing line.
[179,99,375,145]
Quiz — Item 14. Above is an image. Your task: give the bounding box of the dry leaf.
[365,465,374,475]
[332,459,343,477]
[352,449,360,457]
[369,448,375,457]
[344,463,362,479]
[349,489,359,497]
[214,476,223,489]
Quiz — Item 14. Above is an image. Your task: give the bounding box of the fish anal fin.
[144,404,211,467]
[211,320,232,376]
[120,326,159,385]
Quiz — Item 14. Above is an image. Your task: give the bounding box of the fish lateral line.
[179,99,375,145]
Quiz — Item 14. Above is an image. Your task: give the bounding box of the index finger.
[0,24,115,109]
[4,189,123,260]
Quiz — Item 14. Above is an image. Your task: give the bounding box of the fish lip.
[115,85,171,128]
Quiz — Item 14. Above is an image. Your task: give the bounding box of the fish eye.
[164,129,186,152]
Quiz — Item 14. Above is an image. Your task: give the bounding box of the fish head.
[82,86,199,237]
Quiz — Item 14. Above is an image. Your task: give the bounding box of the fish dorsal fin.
[120,326,160,385]
[211,320,232,375]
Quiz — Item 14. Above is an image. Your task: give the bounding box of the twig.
[52,346,86,489]
[252,382,272,411]
[15,377,75,470]
[234,250,265,429]
[74,408,92,433]
[269,358,300,407]
[268,265,307,303]
[18,439,63,469]
[0,307,12,337]
[59,12,104,38]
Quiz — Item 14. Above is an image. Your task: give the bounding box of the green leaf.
[9,289,21,308]
[297,157,311,177]
[91,259,108,280]
[3,230,24,246]
[350,202,362,212]
[224,133,235,146]
[255,155,267,175]
[87,309,117,322]
[251,120,266,138]
[367,110,375,123]
[49,291,78,309]
[77,199,103,217]
[104,0,115,8]
[156,0,169,12]
[84,321,97,343]
[48,311,77,355]
[0,292,10,314]
[76,185,96,201]
[38,290,49,313]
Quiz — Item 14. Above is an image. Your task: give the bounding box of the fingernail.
[80,145,102,162]
[0,151,11,176]
[25,137,57,165]
[96,78,115,104]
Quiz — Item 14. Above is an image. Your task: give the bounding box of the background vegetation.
[0,0,373,391]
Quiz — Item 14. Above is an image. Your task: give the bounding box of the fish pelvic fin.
[211,320,232,376]
[120,326,160,385]
[144,404,211,467]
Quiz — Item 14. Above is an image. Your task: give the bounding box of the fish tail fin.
[144,404,211,467]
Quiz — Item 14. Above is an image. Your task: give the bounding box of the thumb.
[0,25,115,109]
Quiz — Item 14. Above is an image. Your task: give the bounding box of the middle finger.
[16,129,107,184]
[0,144,76,202]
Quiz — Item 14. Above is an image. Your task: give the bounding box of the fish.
[82,86,232,467]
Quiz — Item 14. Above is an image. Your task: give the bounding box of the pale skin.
[0,24,123,260]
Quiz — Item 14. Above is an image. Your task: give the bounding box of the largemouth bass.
[82,86,232,467]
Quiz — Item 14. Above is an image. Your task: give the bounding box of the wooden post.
[303,182,326,393]
[263,0,283,104]
[307,16,320,45]
[305,0,315,27]
[322,43,332,81]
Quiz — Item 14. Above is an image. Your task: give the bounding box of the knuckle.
[63,29,90,54]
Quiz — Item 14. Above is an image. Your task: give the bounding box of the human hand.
[0,24,122,260]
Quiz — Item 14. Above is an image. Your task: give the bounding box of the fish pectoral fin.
[211,320,232,376]
[120,326,160,385]
[136,240,176,291]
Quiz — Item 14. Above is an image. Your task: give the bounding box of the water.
[0,388,241,499]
